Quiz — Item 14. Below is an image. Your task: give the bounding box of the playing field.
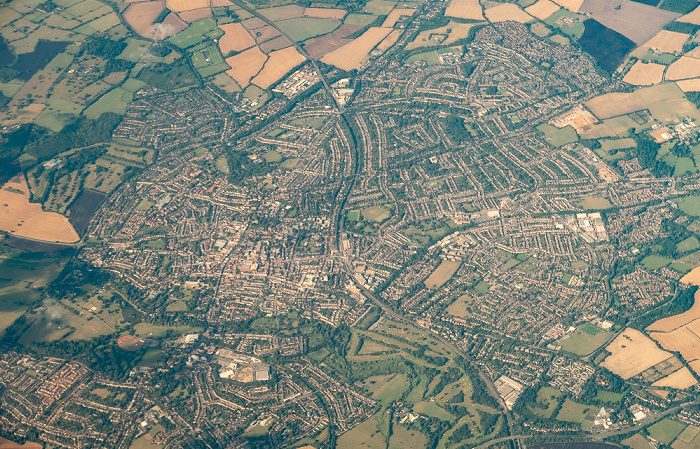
[601,328,672,379]
[0,176,79,243]
[643,30,689,53]
[122,1,165,38]
[218,23,255,53]
[446,294,473,318]
[525,0,560,20]
[322,27,392,71]
[666,57,700,81]
[623,61,665,86]
[252,46,305,89]
[536,123,578,146]
[651,367,698,389]
[445,0,483,19]
[225,46,267,87]
[485,3,533,23]
[648,419,687,445]
[362,205,391,222]
[424,260,461,289]
[557,322,611,356]
[585,92,645,119]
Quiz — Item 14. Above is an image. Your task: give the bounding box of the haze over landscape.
[6,0,700,447]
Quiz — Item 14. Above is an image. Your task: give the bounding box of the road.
[230,0,341,110]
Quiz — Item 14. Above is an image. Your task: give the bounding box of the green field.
[362,205,391,222]
[536,123,578,147]
[84,87,132,118]
[529,386,563,419]
[648,419,687,444]
[680,196,700,216]
[555,399,593,425]
[168,18,220,48]
[276,17,340,41]
[642,255,675,270]
[596,389,623,403]
[405,50,440,66]
[308,347,330,361]
[543,9,585,38]
[344,13,378,26]
[558,322,612,356]
[678,236,700,253]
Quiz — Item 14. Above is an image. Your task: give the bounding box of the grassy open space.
[558,322,612,356]
[642,255,675,270]
[648,419,687,444]
[536,123,578,147]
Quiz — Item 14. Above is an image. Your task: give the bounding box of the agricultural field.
[557,322,612,356]
[225,46,268,87]
[643,29,690,53]
[218,22,256,54]
[577,19,636,73]
[666,56,700,80]
[525,0,560,20]
[650,367,698,388]
[0,175,79,243]
[424,260,461,289]
[602,328,673,378]
[276,17,340,42]
[445,0,483,20]
[623,61,665,85]
[484,3,533,23]
[322,27,392,71]
[251,47,305,89]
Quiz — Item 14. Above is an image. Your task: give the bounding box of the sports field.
[424,260,461,289]
[557,322,611,356]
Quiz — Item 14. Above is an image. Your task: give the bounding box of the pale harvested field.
[677,78,700,92]
[382,8,416,27]
[600,328,672,379]
[211,0,232,6]
[179,8,212,23]
[259,35,292,53]
[0,176,79,243]
[592,2,679,45]
[681,267,700,286]
[650,320,700,362]
[242,17,266,30]
[424,260,461,289]
[304,7,347,19]
[0,103,45,127]
[445,0,483,20]
[252,46,305,89]
[253,25,282,44]
[643,30,689,54]
[680,5,700,25]
[225,46,267,87]
[666,57,700,81]
[585,92,645,119]
[123,1,165,37]
[485,3,533,23]
[219,22,255,53]
[321,27,392,71]
[525,0,560,20]
[0,437,42,449]
[375,29,401,52]
[166,0,209,13]
[623,61,665,86]
[651,367,698,389]
[648,290,700,332]
[552,0,583,12]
